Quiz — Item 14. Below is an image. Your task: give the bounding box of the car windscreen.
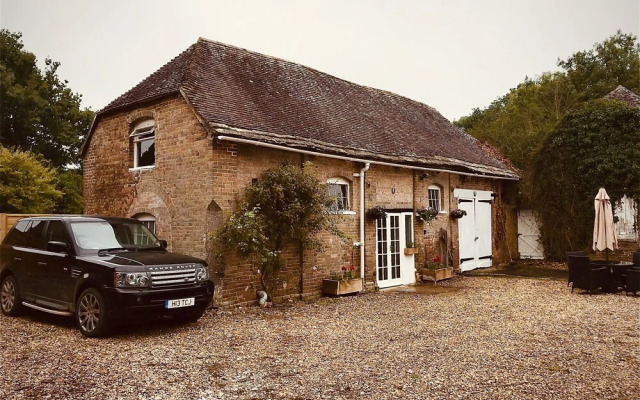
[70,221,161,250]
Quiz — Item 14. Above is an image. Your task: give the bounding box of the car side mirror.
[159,240,168,249]
[47,241,71,254]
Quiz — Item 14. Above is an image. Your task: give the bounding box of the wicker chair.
[565,251,587,287]
[624,269,640,295]
[622,252,640,295]
[567,255,608,293]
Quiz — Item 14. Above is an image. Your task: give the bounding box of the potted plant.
[422,255,454,282]
[323,265,363,296]
[416,207,438,223]
[366,205,387,220]
[450,209,467,219]
[404,240,418,255]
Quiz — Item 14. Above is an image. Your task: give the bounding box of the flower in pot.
[450,209,467,219]
[416,207,438,223]
[325,265,362,295]
[331,265,358,281]
[427,255,445,269]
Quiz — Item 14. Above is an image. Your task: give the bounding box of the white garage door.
[454,189,493,272]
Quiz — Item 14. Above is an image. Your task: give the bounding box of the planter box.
[422,267,454,282]
[322,278,363,296]
[404,247,419,255]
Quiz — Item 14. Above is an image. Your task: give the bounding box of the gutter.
[216,135,519,181]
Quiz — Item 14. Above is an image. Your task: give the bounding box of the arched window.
[327,177,350,212]
[130,119,155,168]
[133,213,156,245]
[428,184,442,212]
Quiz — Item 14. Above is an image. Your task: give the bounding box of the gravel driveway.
[1,274,638,400]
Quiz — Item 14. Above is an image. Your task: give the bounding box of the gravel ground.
[1,274,639,400]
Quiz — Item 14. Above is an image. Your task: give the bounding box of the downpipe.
[359,162,370,285]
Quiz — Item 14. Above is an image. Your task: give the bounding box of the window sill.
[328,210,356,215]
[129,165,155,172]
[438,210,448,214]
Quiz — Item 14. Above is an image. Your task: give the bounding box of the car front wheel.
[1,275,24,316]
[76,288,110,337]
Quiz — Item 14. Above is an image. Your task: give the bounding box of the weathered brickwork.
[84,96,514,306]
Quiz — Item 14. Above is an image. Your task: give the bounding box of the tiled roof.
[91,38,518,179]
[604,85,640,108]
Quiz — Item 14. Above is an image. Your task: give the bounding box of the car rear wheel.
[1,275,24,316]
[76,288,110,337]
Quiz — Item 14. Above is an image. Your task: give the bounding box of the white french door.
[376,212,415,288]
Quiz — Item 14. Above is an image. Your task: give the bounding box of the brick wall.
[84,96,515,306]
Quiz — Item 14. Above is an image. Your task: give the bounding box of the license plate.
[165,297,195,309]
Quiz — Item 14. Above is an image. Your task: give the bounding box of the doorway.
[376,212,415,288]
[454,189,493,272]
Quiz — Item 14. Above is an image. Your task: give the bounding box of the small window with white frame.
[327,177,350,212]
[428,185,442,212]
[133,213,156,245]
[130,119,155,169]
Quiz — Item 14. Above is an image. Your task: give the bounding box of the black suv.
[0,216,214,337]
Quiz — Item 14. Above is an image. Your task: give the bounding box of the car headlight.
[115,272,150,288]
[195,265,209,282]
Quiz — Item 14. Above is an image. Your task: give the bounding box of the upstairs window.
[327,177,350,212]
[428,185,442,212]
[130,120,155,169]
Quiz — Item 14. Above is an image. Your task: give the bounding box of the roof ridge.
[193,37,446,119]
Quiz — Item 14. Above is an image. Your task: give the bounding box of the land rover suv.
[0,216,214,337]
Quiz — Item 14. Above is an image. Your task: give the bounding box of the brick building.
[80,38,519,306]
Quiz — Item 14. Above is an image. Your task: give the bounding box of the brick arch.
[127,182,172,249]
[127,109,156,126]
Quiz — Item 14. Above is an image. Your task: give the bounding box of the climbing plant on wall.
[216,162,345,298]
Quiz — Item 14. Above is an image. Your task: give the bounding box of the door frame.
[375,211,415,289]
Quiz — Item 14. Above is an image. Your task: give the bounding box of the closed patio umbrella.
[593,188,618,260]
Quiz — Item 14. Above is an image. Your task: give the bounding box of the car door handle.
[14,257,22,262]
[38,262,47,266]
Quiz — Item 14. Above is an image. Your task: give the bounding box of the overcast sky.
[1,0,638,121]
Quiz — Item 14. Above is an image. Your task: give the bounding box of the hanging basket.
[366,206,387,220]
[416,207,438,222]
[450,209,467,219]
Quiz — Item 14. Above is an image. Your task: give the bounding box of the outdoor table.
[590,261,634,292]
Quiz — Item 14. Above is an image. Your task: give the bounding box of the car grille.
[148,264,198,288]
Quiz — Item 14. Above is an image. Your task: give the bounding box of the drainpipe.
[359,162,370,285]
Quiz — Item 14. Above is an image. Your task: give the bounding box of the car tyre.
[76,288,110,337]
[1,275,24,316]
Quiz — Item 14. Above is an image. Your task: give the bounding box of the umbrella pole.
[605,248,609,261]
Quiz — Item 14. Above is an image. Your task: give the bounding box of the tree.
[0,146,62,213]
[455,32,639,205]
[217,162,344,298]
[455,72,578,204]
[0,29,94,168]
[558,30,640,102]
[54,169,84,214]
[531,100,640,259]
